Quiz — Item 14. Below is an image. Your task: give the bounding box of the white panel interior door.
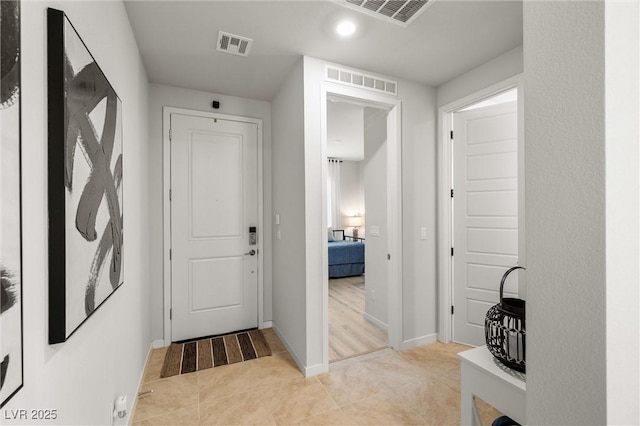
[453,101,519,346]
[171,114,258,342]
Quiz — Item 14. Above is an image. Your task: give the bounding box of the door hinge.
[169,189,172,201]
[169,249,172,260]
[451,247,454,256]
[169,128,172,141]
[450,130,454,140]
[387,254,391,260]
[450,189,454,198]
[451,305,455,315]
[170,308,172,320]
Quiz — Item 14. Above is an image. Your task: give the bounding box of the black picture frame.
[47,8,124,344]
[0,0,24,408]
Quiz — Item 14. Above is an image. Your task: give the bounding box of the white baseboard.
[152,339,165,349]
[261,320,273,329]
[363,312,388,332]
[304,363,328,376]
[130,342,155,424]
[271,324,327,377]
[397,333,438,351]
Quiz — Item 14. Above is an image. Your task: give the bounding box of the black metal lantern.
[485,266,526,373]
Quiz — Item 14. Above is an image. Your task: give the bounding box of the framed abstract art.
[47,8,124,344]
[1,0,24,408]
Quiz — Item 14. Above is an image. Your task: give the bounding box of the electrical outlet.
[113,395,127,422]
[369,289,376,301]
[420,227,427,240]
[276,230,281,241]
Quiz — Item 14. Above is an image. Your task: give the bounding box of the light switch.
[275,213,280,225]
[370,226,380,237]
[420,227,427,240]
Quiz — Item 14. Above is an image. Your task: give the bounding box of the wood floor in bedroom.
[329,276,388,362]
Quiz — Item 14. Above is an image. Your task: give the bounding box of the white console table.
[458,346,526,426]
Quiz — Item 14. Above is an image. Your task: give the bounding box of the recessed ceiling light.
[336,20,356,37]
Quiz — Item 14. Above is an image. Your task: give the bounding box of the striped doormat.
[160,329,271,378]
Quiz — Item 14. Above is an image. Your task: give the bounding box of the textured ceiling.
[124,0,522,101]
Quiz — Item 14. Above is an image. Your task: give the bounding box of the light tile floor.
[132,329,502,425]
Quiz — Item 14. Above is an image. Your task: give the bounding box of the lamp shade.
[346,215,363,228]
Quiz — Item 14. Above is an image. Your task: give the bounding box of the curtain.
[328,159,341,229]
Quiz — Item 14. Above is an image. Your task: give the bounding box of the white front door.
[170,114,258,342]
[452,101,519,346]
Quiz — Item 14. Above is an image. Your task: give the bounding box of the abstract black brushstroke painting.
[47,8,124,344]
[0,0,24,408]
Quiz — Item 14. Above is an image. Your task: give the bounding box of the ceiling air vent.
[326,66,398,96]
[341,0,433,26]
[216,31,253,57]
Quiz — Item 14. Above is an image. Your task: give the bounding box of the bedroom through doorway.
[326,97,389,362]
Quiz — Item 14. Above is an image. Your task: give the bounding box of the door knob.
[244,250,256,256]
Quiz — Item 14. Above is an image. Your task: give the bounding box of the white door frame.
[162,106,264,346]
[320,83,403,370]
[437,75,525,343]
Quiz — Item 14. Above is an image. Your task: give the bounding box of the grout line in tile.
[316,375,343,410]
[295,405,345,425]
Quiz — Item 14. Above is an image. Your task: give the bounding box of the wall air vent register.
[216,31,253,57]
[325,66,398,96]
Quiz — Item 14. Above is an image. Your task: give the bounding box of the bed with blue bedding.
[328,240,365,278]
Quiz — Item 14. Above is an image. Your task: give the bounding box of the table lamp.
[346,215,363,239]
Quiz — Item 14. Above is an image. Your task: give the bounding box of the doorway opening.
[326,98,389,362]
[320,85,402,371]
[437,76,525,345]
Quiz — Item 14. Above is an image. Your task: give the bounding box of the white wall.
[271,60,308,367]
[327,102,364,161]
[339,160,364,235]
[398,78,438,344]
[363,108,388,326]
[524,2,608,424]
[604,2,639,423]
[437,45,523,108]
[302,57,327,370]
[147,83,273,341]
[7,1,150,424]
